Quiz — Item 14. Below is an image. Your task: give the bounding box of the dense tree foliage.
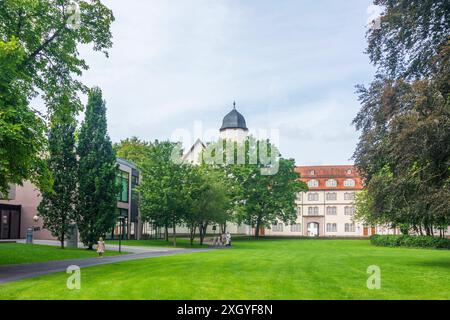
[0,38,49,194]
[77,88,118,249]
[185,166,231,245]
[353,0,450,236]
[138,140,191,245]
[203,137,306,238]
[0,0,113,193]
[37,96,78,248]
[113,137,152,169]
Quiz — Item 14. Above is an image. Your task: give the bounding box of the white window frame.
[344,192,355,200]
[344,179,355,187]
[308,207,319,215]
[326,206,337,215]
[272,223,284,232]
[326,192,337,200]
[344,206,355,215]
[307,179,319,188]
[345,223,355,232]
[307,192,319,201]
[290,223,301,232]
[326,223,337,232]
[326,179,337,187]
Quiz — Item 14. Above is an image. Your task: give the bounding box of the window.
[344,192,355,200]
[326,179,337,187]
[344,179,355,187]
[326,206,337,215]
[116,170,130,203]
[309,170,315,175]
[345,223,355,232]
[326,192,337,200]
[296,207,302,216]
[290,223,301,232]
[346,169,352,175]
[326,223,337,232]
[308,207,319,215]
[307,192,319,201]
[344,206,355,215]
[272,223,284,232]
[307,179,318,188]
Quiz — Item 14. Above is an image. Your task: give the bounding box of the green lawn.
[1,239,449,299]
[0,243,122,266]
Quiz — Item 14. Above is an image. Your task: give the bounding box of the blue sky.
[75,0,376,165]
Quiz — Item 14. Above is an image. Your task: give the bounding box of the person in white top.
[97,237,105,258]
[226,232,231,247]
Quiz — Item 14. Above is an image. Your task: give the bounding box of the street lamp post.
[118,216,125,253]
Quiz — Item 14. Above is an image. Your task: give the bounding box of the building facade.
[181,105,373,237]
[0,158,140,240]
[264,165,368,237]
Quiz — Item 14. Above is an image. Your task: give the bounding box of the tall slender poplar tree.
[77,87,118,249]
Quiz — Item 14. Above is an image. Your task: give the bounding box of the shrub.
[370,235,450,250]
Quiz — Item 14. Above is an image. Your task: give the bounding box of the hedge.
[370,234,450,250]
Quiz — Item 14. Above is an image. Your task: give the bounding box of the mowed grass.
[0,239,449,299]
[0,243,122,266]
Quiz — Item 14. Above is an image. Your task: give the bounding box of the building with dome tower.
[179,103,386,237]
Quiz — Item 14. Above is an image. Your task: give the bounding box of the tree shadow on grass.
[412,260,450,269]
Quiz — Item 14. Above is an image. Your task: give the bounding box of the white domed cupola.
[219,102,248,142]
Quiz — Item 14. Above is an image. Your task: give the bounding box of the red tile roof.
[295,165,363,190]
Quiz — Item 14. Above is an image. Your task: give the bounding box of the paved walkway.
[0,248,210,284]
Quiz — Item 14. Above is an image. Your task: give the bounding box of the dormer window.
[307,179,318,188]
[344,179,355,187]
[326,179,337,187]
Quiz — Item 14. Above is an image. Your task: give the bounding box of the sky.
[73,0,376,165]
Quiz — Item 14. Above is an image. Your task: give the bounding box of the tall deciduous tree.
[77,87,117,249]
[353,0,450,235]
[185,166,231,245]
[0,39,49,194]
[38,95,78,249]
[204,137,306,238]
[0,0,114,193]
[138,140,189,246]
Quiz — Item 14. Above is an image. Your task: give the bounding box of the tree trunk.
[164,224,169,241]
[172,222,177,247]
[254,216,262,239]
[60,231,65,249]
[199,223,208,245]
[189,225,196,246]
[220,222,227,234]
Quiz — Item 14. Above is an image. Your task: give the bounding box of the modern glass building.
[0,158,141,240]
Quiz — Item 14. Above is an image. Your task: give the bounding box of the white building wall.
[219,128,248,143]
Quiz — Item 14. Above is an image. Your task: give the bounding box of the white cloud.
[33,0,375,165]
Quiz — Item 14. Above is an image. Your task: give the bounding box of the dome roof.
[220,103,248,131]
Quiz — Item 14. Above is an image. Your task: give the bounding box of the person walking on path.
[97,237,106,258]
[226,232,231,247]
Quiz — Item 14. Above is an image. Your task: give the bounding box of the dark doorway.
[0,205,21,239]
